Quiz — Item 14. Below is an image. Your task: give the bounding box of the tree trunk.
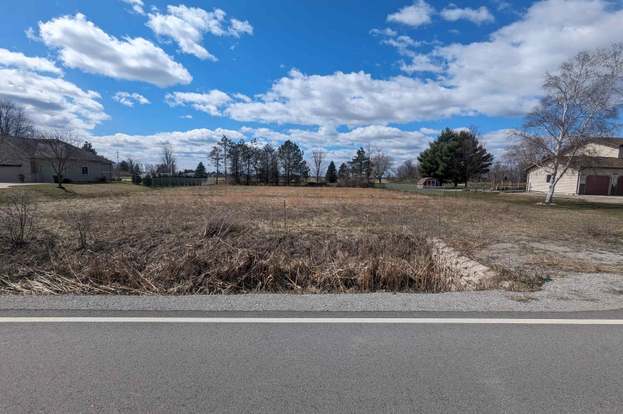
[545,182,555,204]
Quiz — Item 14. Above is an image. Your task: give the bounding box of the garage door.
[0,165,23,182]
[585,175,610,195]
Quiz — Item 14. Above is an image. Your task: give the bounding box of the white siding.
[527,166,579,195]
[32,159,112,183]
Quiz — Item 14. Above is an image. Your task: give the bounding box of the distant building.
[526,138,623,196]
[416,177,441,189]
[0,136,113,183]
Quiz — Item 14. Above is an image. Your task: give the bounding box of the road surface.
[1,310,622,413]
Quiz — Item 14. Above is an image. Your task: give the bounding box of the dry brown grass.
[1,185,621,295]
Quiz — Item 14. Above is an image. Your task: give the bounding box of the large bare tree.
[516,44,623,204]
[160,143,176,175]
[0,100,35,164]
[0,100,34,138]
[370,150,393,184]
[311,150,325,184]
[38,130,80,188]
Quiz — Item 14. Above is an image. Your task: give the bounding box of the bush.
[0,192,37,246]
[132,174,142,185]
[142,174,153,187]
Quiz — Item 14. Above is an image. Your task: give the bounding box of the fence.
[383,182,526,194]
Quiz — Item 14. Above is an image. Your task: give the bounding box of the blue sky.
[1,0,623,168]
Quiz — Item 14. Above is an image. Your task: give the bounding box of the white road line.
[0,317,622,325]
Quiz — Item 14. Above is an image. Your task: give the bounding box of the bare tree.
[0,100,35,164]
[38,130,80,188]
[311,150,325,184]
[516,44,623,204]
[209,145,223,184]
[219,135,231,184]
[160,143,176,175]
[0,99,34,138]
[396,159,419,180]
[371,150,393,184]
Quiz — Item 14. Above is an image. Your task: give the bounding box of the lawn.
[1,183,621,294]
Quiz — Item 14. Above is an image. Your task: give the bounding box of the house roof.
[573,156,623,169]
[589,137,623,148]
[1,135,112,164]
[528,156,623,171]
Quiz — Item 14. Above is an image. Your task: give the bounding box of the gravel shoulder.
[1,271,622,312]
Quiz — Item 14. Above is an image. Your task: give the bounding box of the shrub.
[0,192,37,246]
[67,211,93,250]
[142,174,153,187]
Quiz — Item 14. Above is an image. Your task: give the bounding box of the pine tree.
[325,161,337,183]
[277,140,306,185]
[349,147,371,185]
[417,128,492,186]
[337,162,350,181]
[194,161,207,178]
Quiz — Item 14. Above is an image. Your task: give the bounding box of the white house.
[0,136,113,183]
[526,138,623,196]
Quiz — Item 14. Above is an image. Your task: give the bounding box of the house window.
[81,167,88,175]
[546,174,552,183]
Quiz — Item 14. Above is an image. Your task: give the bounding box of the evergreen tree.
[349,147,371,185]
[277,140,306,185]
[194,161,207,178]
[325,161,338,183]
[418,128,493,186]
[453,130,493,187]
[337,162,350,181]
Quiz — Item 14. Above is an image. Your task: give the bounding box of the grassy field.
[1,183,621,294]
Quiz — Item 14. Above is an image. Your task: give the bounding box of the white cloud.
[0,67,108,132]
[400,55,444,73]
[113,91,150,107]
[387,0,434,27]
[38,13,192,87]
[165,90,232,116]
[90,124,440,168]
[225,69,459,126]
[146,5,253,60]
[0,48,62,75]
[90,128,244,165]
[228,0,623,126]
[480,129,517,155]
[229,19,254,37]
[370,27,398,37]
[122,0,145,15]
[440,6,495,24]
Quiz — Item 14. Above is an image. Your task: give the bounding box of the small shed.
[416,177,440,189]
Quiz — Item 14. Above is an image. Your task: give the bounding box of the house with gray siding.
[0,136,112,183]
[526,138,623,196]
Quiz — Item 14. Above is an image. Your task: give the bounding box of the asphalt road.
[1,311,623,413]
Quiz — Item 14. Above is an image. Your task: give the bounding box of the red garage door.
[585,175,610,195]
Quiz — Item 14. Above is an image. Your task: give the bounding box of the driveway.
[0,182,41,189]
[506,191,623,204]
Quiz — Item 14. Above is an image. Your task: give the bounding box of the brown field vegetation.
[1,184,621,294]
